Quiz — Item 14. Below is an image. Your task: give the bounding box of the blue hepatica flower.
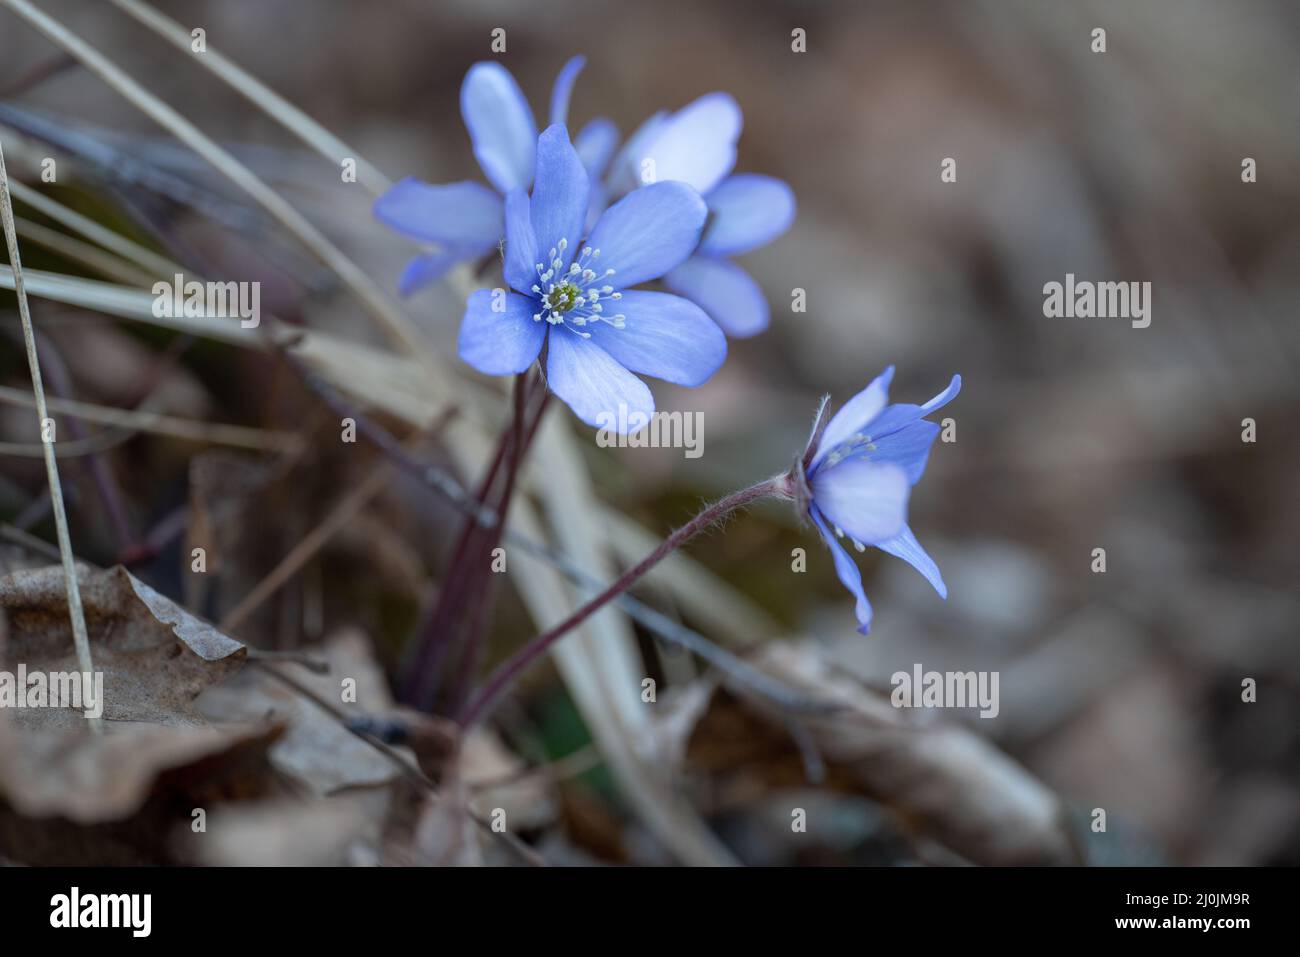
[801,367,962,634]
[458,124,727,431]
[373,57,588,296]
[598,93,796,338]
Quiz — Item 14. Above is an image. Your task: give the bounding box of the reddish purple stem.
[458,477,780,727]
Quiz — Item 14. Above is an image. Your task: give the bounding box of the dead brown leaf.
[0,719,277,823]
[188,790,391,866]
[461,728,557,833]
[0,564,245,729]
[408,775,482,866]
[0,717,283,864]
[196,628,408,795]
[671,643,1080,866]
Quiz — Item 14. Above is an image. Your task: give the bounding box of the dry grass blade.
[105,0,391,195]
[0,0,435,363]
[12,215,157,286]
[7,178,179,278]
[219,462,393,633]
[0,267,433,414]
[0,385,302,453]
[0,431,129,458]
[100,0,474,302]
[0,138,99,730]
[0,264,256,342]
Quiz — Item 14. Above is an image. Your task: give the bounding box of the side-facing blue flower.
[601,93,796,338]
[373,57,587,296]
[799,367,962,634]
[458,125,727,431]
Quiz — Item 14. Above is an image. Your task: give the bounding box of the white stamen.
[528,242,627,332]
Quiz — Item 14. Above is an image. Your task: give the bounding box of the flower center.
[531,239,625,337]
[545,281,581,315]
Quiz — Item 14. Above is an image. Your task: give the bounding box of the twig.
[250,660,543,866]
[0,137,99,730]
[244,648,328,674]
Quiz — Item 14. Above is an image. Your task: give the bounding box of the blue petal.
[581,291,726,386]
[461,62,538,193]
[584,180,608,234]
[458,289,546,375]
[503,188,538,294]
[876,525,947,598]
[922,374,962,415]
[575,118,620,180]
[398,250,472,297]
[549,56,586,128]
[699,174,796,257]
[637,92,741,194]
[664,255,769,338]
[810,459,909,546]
[373,178,503,246]
[530,124,590,271]
[586,181,707,288]
[607,110,667,195]
[810,367,894,473]
[811,506,873,634]
[545,329,654,430]
[865,375,963,441]
[869,419,941,486]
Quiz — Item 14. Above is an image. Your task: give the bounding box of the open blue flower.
[802,367,961,634]
[458,125,727,431]
[373,57,587,296]
[600,93,796,338]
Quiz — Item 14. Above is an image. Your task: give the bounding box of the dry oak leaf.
[0,564,245,729]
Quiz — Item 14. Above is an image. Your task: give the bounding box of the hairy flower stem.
[444,388,550,714]
[407,372,547,712]
[458,477,783,728]
[402,413,515,708]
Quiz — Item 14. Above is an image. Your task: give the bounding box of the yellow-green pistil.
[531,239,626,334]
[546,281,581,315]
